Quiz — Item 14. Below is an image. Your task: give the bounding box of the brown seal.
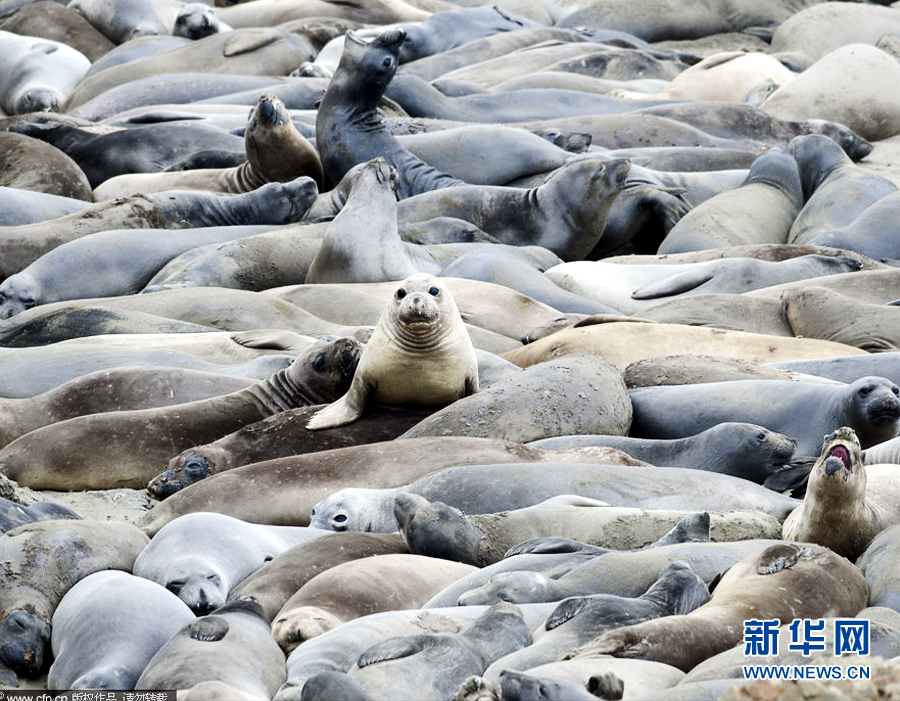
[782,426,900,560]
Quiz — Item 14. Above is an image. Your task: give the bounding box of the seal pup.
[48,570,196,690]
[567,542,868,672]
[306,274,478,430]
[92,94,323,199]
[0,520,149,681]
[0,336,361,490]
[133,513,328,615]
[270,553,478,654]
[316,27,467,198]
[134,598,286,697]
[347,602,533,701]
[782,426,900,561]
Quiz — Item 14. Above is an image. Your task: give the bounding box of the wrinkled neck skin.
[241,364,319,412]
[384,311,447,354]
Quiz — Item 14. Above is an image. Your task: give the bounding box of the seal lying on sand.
[306,274,478,430]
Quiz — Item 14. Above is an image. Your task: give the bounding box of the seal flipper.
[305,387,367,430]
[356,634,437,667]
[189,616,229,642]
[231,328,311,351]
[756,543,801,575]
[505,537,609,556]
[630,270,717,300]
[544,597,588,631]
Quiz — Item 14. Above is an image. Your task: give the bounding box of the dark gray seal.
[347,602,532,701]
[788,133,898,244]
[629,376,900,455]
[529,422,797,483]
[316,27,468,198]
[480,561,709,685]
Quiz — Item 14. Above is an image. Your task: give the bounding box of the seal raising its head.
[782,426,889,560]
[306,273,479,430]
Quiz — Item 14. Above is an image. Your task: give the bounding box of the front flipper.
[356,634,438,667]
[631,270,716,300]
[306,387,367,430]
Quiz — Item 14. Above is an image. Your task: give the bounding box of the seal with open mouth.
[782,426,896,560]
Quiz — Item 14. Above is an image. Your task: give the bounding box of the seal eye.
[382,56,393,69]
[859,387,871,397]
[894,386,899,396]
[312,352,328,373]
[396,288,407,300]
[428,286,440,296]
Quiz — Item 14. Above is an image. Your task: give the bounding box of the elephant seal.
[397,353,632,444]
[788,133,898,244]
[173,2,226,40]
[67,0,184,43]
[0,497,81,532]
[48,570,196,690]
[93,94,323,199]
[348,602,532,701]
[0,223,284,318]
[501,321,867,370]
[0,176,320,279]
[306,274,478,430]
[529,422,797,483]
[134,598,286,696]
[0,365,257,450]
[657,148,804,253]
[807,191,900,263]
[0,1,116,62]
[782,426,900,561]
[393,493,781,567]
[0,131,93,202]
[150,404,435,499]
[629,375,900,455]
[480,561,709,685]
[760,44,900,142]
[568,542,868,672]
[133,513,328,614]
[0,30,91,113]
[0,520,149,681]
[304,158,440,285]
[316,27,468,197]
[309,462,799,536]
[396,156,631,261]
[0,336,360,490]
[271,553,478,653]
[782,285,900,352]
[230,532,408,622]
[138,437,615,535]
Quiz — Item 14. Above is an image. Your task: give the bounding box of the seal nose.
[257,96,276,125]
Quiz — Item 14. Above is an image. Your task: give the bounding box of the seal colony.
[4,1,900,698]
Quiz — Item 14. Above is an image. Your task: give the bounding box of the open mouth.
[828,444,852,473]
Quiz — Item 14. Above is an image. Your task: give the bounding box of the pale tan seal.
[782,426,900,561]
[306,273,479,430]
